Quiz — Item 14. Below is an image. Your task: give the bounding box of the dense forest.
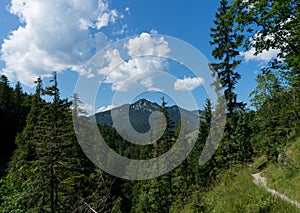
[0,0,299,212]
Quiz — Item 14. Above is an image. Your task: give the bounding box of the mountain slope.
[177,136,300,212]
[93,99,200,133]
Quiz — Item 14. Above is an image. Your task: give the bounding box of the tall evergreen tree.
[209,0,246,167]
[210,0,244,118]
[0,77,44,212]
[0,75,18,172]
[193,99,213,185]
[14,81,30,132]
[0,73,114,212]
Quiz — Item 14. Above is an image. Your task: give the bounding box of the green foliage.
[233,0,300,160]
[252,155,268,171]
[210,0,245,116]
[209,0,252,173]
[233,0,299,68]
[131,97,175,213]
[0,75,31,176]
[202,166,298,212]
[250,65,296,160]
[262,136,300,203]
[1,1,299,211]
[0,74,113,212]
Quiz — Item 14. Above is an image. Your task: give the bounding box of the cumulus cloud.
[1,0,120,86]
[98,33,170,91]
[125,33,170,57]
[174,77,204,91]
[240,33,280,63]
[240,48,280,62]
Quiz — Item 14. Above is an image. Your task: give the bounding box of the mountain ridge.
[93,99,201,133]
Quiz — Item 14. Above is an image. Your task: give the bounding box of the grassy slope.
[176,137,300,212]
[262,136,300,205]
[202,166,298,212]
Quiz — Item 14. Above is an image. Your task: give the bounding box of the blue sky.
[0,0,277,113]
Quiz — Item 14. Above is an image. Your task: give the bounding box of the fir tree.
[0,77,44,212]
[209,0,246,167]
[210,0,244,118]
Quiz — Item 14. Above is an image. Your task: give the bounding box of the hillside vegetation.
[0,0,299,212]
[176,135,300,212]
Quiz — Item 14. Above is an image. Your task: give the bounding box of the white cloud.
[96,13,110,29]
[98,33,170,91]
[148,87,164,92]
[1,0,120,86]
[174,77,204,91]
[240,48,280,62]
[97,104,115,112]
[125,33,170,57]
[240,33,280,63]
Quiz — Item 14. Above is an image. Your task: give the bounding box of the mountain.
[93,99,201,133]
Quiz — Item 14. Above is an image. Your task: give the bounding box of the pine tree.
[192,99,213,185]
[210,0,244,118]
[0,75,18,171]
[210,0,246,167]
[14,81,30,132]
[0,77,44,212]
[0,73,114,212]
[34,72,94,212]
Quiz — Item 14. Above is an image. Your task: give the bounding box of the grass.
[202,166,298,212]
[174,136,300,212]
[262,136,300,204]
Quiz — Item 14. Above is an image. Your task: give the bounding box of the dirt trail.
[252,173,300,209]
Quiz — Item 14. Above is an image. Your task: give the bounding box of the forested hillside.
[0,0,299,212]
[0,76,31,176]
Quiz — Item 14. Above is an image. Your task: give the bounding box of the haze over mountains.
[93,99,201,133]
